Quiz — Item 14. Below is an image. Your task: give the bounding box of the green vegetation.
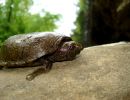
[72,0,88,45]
[0,0,60,45]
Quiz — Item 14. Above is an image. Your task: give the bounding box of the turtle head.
[60,41,83,56]
[48,41,83,62]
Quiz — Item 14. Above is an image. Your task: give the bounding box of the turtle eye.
[69,45,75,50]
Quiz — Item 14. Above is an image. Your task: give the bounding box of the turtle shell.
[0,32,72,66]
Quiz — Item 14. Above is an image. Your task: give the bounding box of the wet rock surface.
[0,42,130,100]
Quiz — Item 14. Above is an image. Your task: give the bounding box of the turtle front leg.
[26,60,52,81]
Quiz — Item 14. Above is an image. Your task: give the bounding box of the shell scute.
[0,32,72,66]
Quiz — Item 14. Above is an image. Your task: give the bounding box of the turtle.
[0,32,83,81]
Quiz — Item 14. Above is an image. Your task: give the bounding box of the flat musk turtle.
[0,32,83,81]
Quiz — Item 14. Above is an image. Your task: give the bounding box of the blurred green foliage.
[0,0,60,44]
[72,0,88,45]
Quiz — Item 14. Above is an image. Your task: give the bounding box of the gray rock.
[0,42,130,100]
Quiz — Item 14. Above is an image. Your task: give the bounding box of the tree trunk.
[86,0,130,46]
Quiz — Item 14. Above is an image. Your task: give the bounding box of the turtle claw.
[26,74,35,81]
[25,67,49,81]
